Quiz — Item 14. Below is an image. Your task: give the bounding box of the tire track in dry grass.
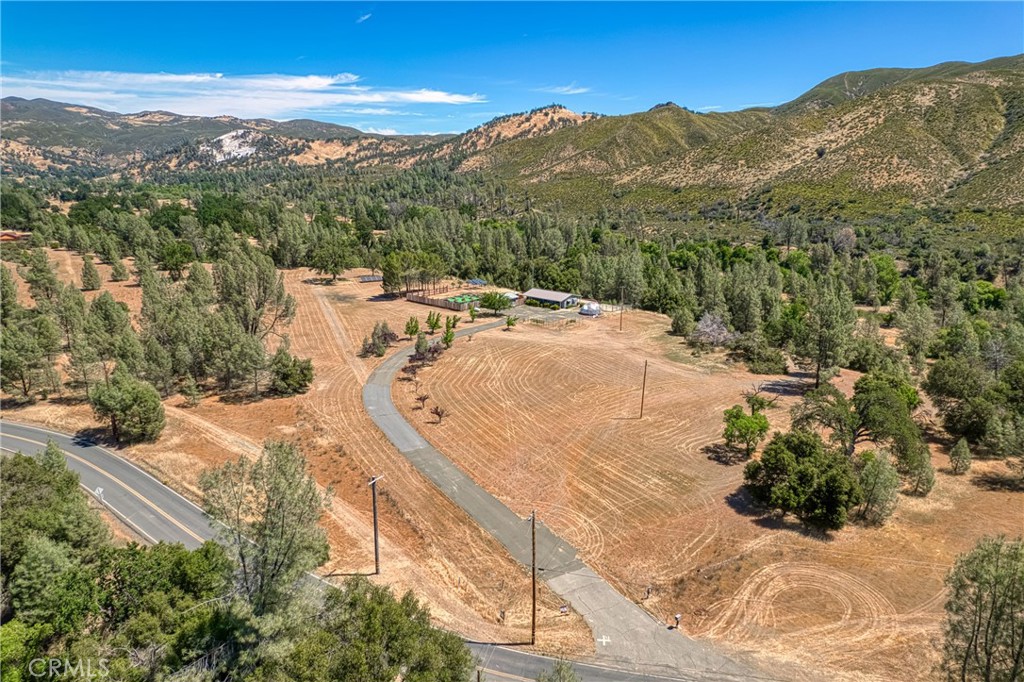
[165,406,263,457]
[701,562,899,659]
[279,274,593,651]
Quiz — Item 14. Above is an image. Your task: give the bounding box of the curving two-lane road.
[1,418,747,681]
[0,420,213,548]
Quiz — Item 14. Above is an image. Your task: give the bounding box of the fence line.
[405,292,470,311]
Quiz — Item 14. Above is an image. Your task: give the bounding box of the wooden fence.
[406,292,470,311]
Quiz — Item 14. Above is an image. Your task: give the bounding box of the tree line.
[1,240,312,443]
[4,175,1022,472]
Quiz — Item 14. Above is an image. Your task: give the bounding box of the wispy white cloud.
[0,70,486,119]
[738,102,778,109]
[535,82,590,95]
[341,107,420,116]
[356,13,372,24]
[365,126,398,135]
[697,105,722,112]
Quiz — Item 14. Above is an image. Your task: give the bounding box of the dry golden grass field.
[6,249,1024,679]
[392,308,1024,681]
[3,251,593,657]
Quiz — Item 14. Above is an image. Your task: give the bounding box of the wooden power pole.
[619,287,625,332]
[531,509,537,646]
[369,475,384,575]
[640,359,649,419]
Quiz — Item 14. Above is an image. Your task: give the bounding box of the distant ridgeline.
[2,55,1023,228]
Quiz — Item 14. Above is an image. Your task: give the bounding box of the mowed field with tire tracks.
[391,309,1024,681]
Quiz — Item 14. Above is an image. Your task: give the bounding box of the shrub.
[722,405,770,457]
[670,309,694,336]
[949,438,972,474]
[743,430,863,531]
[362,321,399,357]
[269,344,314,395]
[733,333,787,374]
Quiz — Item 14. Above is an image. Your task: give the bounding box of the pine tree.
[414,332,429,360]
[269,340,314,395]
[0,266,21,327]
[942,537,1024,682]
[897,302,935,373]
[802,278,856,387]
[0,324,47,398]
[185,261,215,306]
[40,439,66,474]
[855,451,900,525]
[949,438,972,475]
[426,311,442,334]
[694,249,725,317]
[89,368,166,442]
[20,249,60,304]
[670,308,695,336]
[181,375,201,407]
[214,243,295,340]
[200,441,331,616]
[80,255,101,291]
[110,258,129,282]
[404,316,420,338]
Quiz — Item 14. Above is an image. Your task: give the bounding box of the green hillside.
[778,54,1024,112]
[1,98,243,157]
[464,104,771,180]
[2,55,1022,227]
[260,118,366,140]
[0,98,411,170]
[456,56,1024,221]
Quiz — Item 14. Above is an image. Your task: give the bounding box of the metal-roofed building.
[523,288,579,309]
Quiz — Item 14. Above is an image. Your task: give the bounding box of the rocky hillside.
[0,97,446,175]
[0,98,599,176]
[3,55,1022,217]
[459,55,1024,213]
[429,105,599,158]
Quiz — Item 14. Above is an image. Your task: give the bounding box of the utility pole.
[369,475,384,575]
[531,509,537,646]
[640,359,649,419]
[619,287,625,332]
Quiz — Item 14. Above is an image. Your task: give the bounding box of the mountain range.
[2,54,1022,217]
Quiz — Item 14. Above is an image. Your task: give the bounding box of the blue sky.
[2,2,1021,134]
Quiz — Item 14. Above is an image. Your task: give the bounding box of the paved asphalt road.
[0,420,214,548]
[0,416,739,681]
[363,309,762,681]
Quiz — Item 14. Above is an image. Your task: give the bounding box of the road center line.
[0,432,205,544]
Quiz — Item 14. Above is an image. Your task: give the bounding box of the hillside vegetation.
[466,56,1024,217]
[0,97,447,175]
[2,55,1022,224]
